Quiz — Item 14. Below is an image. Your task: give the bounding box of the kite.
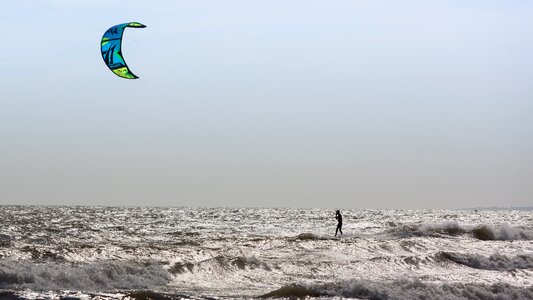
[101,22,146,79]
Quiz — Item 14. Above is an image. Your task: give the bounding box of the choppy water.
[0,206,532,299]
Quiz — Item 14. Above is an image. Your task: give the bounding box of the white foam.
[0,259,171,291]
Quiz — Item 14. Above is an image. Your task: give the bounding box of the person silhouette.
[335,210,343,237]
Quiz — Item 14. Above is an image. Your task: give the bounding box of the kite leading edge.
[101,22,146,79]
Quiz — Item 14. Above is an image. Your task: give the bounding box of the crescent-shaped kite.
[101,22,146,79]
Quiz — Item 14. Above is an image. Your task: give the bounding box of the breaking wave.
[0,259,171,291]
[470,224,532,240]
[438,252,533,271]
[294,233,331,241]
[387,221,533,240]
[261,279,533,300]
[170,255,271,275]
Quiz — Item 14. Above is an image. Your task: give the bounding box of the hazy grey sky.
[1,1,532,208]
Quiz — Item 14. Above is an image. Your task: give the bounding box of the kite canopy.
[101,22,146,79]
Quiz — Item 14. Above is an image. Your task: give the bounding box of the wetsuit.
[335,212,343,236]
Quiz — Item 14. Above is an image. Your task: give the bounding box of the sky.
[0,1,532,208]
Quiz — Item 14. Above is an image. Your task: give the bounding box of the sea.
[0,206,532,299]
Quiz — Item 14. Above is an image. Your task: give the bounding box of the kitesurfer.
[335,210,343,237]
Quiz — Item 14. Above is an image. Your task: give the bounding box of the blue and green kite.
[101,22,146,79]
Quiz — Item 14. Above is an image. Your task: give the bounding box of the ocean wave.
[19,246,66,261]
[387,221,533,240]
[437,252,533,271]
[261,279,533,300]
[294,233,325,241]
[170,255,271,275]
[470,224,532,241]
[293,233,341,241]
[0,259,171,291]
